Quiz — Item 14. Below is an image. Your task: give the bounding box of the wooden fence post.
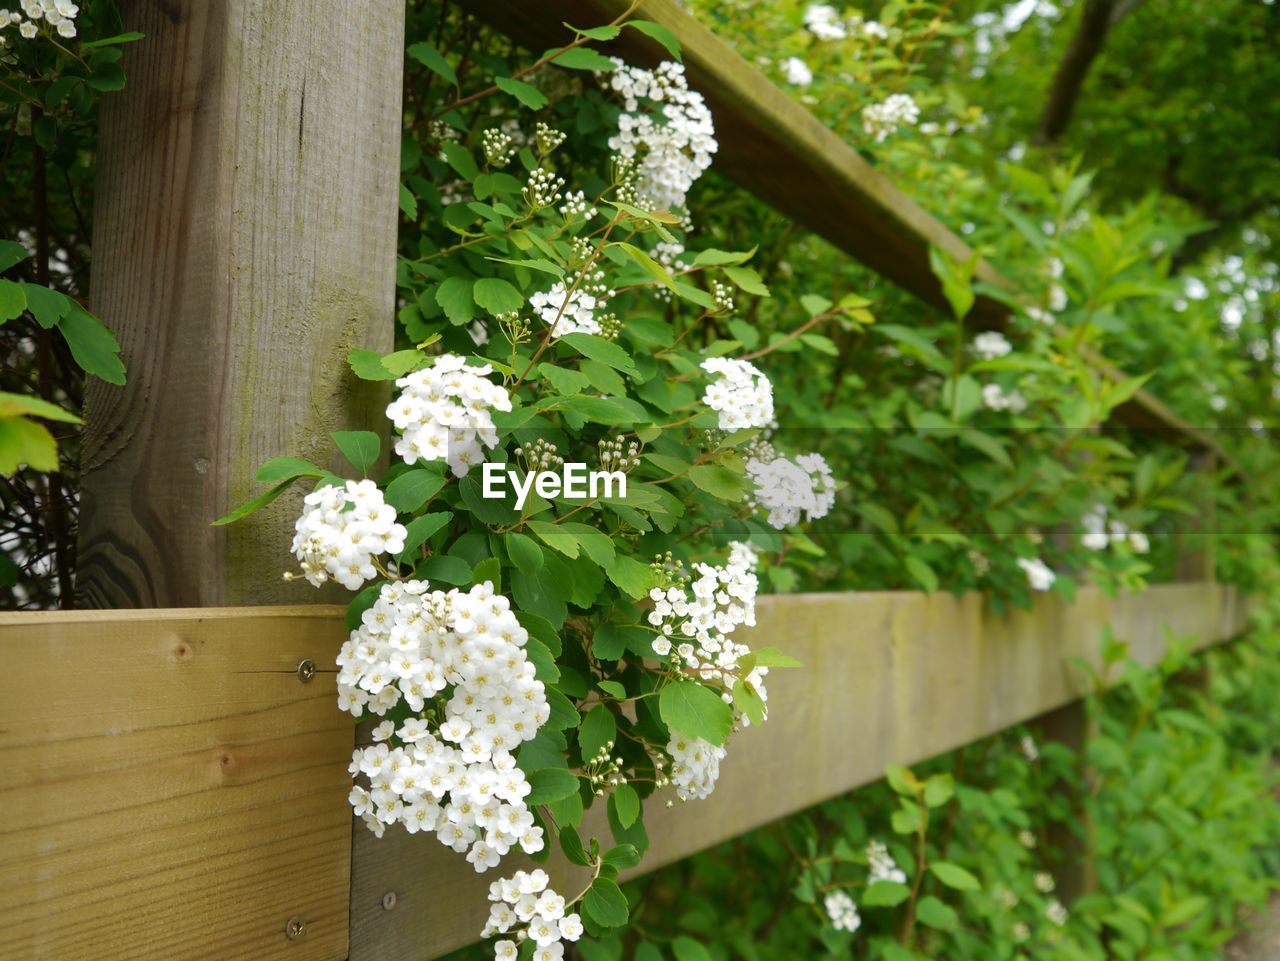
[75,0,405,608]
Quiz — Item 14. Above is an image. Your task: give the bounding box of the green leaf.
[602,842,640,871]
[0,391,81,423]
[419,554,472,585]
[407,40,458,86]
[558,522,616,566]
[915,896,959,931]
[885,765,919,795]
[440,142,478,182]
[747,646,802,668]
[435,275,475,325]
[605,553,654,599]
[929,862,979,891]
[862,880,911,906]
[210,477,298,526]
[512,557,571,626]
[0,416,58,474]
[255,456,325,483]
[86,62,127,92]
[556,394,649,425]
[904,555,938,593]
[732,680,766,726]
[627,20,682,60]
[659,680,733,746]
[80,31,145,49]
[399,512,451,557]
[671,937,712,961]
[722,265,770,296]
[526,519,581,559]
[332,430,380,473]
[398,183,418,220]
[487,255,564,278]
[582,878,629,929]
[17,283,69,328]
[549,46,618,71]
[526,767,580,805]
[687,464,748,501]
[611,783,640,829]
[385,469,445,512]
[0,240,30,272]
[800,293,833,316]
[348,347,421,381]
[559,332,638,375]
[579,705,617,761]
[538,363,591,395]
[495,75,548,110]
[473,277,524,315]
[613,242,676,290]
[923,773,954,808]
[958,428,1012,468]
[598,680,626,698]
[928,245,977,321]
[505,531,544,574]
[593,623,649,660]
[0,280,28,324]
[58,304,125,384]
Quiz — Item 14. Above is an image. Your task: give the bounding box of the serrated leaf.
[659,680,733,746]
[687,464,748,501]
[0,240,29,272]
[605,553,653,598]
[732,679,766,726]
[748,646,802,668]
[58,304,125,384]
[0,417,58,474]
[435,275,475,325]
[723,265,769,296]
[17,283,69,328]
[418,553,472,585]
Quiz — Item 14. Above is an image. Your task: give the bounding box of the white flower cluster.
[558,190,595,220]
[483,869,583,960]
[701,357,775,430]
[745,451,836,529]
[290,480,407,590]
[1046,898,1069,926]
[387,355,512,478]
[824,891,862,933]
[782,56,813,87]
[340,580,550,872]
[981,382,1028,413]
[481,128,516,168]
[666,734,726,801]
[605,59,717,211]
[1020,734,1039,762]
[529,282,600,337]
[868,839,907,884]
[1081,503,1150,553]
[803,3,847,40]
[1018,557,1056,592]
[862,93,920,143]
[1,1,78,42]
[524,167,565,209]
[972,330,1012,360]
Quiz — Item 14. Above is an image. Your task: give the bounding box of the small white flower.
[781,56,813,86]
[1018,557,1056,591]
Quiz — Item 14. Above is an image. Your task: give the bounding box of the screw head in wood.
[285,916,307,939]
[296,659,315,683]
[382,891,397,911]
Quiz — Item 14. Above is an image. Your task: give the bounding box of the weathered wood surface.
[348,582,1254,961]
[0,607,353,961]
[76,0,404,608]
[453,0,1228,459]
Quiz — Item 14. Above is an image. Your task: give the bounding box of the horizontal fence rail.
[0,584,1253,960]
[452,0,1229,461]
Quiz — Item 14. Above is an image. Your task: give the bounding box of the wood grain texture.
[76,0,404,608]
[348,582,1254,961]
[452,0,1229,459]
[0,606,353,961]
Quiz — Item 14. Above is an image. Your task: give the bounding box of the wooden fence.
[2,1,1259,960]
[0,584,1254,961]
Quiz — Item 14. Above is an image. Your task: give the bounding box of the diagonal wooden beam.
[453,0,1232,463]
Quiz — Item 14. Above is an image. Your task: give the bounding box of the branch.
[1035,0,1146,144]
